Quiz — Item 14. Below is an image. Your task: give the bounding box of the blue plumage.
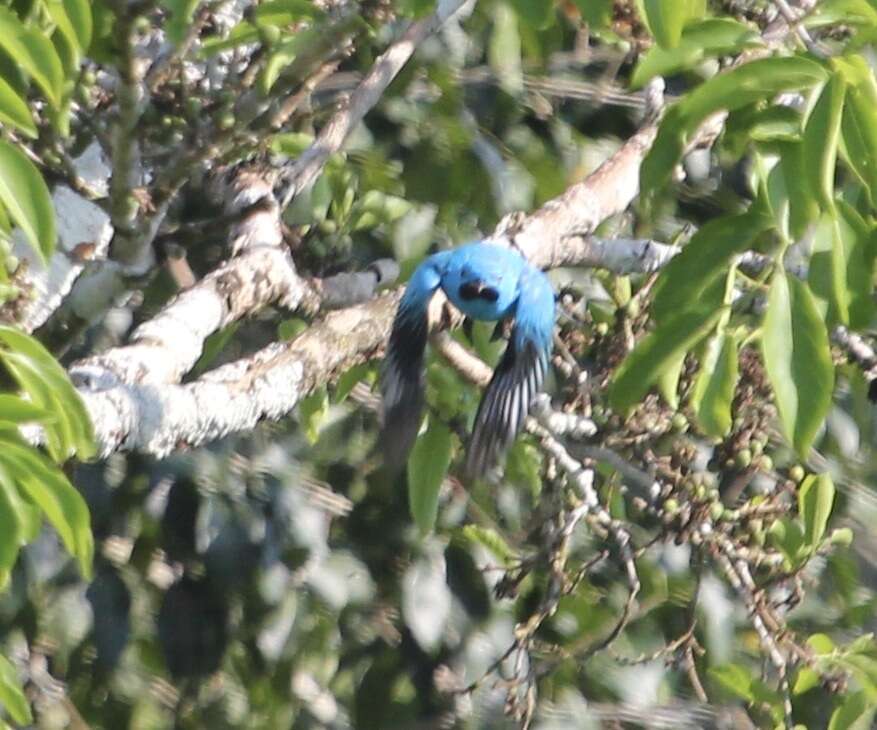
[381,242,555,476]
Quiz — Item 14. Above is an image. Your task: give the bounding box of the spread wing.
[380,255,446,470]
[466,264,555,477]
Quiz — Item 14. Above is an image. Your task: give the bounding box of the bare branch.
[277,0,472,207]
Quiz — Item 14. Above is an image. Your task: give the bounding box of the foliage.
[1,0,877,729]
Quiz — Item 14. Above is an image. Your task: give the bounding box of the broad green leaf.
[724,105,803,158]
[829,691,874,730]
[0,77,36,138]
[407,417,452,534]
[634,0,704,48]
[761,272,834,457]
[0,8,65,107]
[808,212,850,325]
[162,0,201,46]
[0,438,92,577]
[0,450,40,543]
[61,0,92,50]
[0,463,22,588]
[508,0,554,30]
[0,654,31,725]
[298,387,328,444]
[0,351,68,461]
[811,0,877,28]
[488,3,522,95]
[641,57,828,204]
[0,395,52,423]
[333,362,372,403]
[609,305,723,415]
[461,525,516,565]
[793,666,820,695]
[779,141,820,239]
[651,210,767,323]
[709,663,755,701]
[798,473,835,550]
[802,73,846,209]
[838,56,877,206]
[693,331,738,439]
[0,141,56,261]
[261,27,318,92]
[0,325,95,459]
[768,517,806,568]
[573,0,612,27]
[807,634,837,656]
[657,351,684,409]
[46,0,87,71]
[631,18,761,88]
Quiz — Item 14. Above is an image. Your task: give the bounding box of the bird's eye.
[459,282,480,301]
[459,282,500,303]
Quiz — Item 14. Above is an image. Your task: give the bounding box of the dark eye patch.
[459,282,500,303]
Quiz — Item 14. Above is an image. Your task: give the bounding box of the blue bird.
[381,242,555,476]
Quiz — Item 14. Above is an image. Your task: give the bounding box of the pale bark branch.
[83,292,399,457]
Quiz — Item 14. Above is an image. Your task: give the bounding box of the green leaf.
[161,0,201,45]
[693,331,738,439]
[0,77,36,138]
[333,363,372,403]
[651,210,767,323]
[641,56,828,204]
[0,141,56,262]
[0,463,23,588]
[0,7,64,107]
[488,3,522,95]
[802,73,846,209]
[298,387,328,444]
[631,18,761,88]
[829,691,874,730]
[808,212,850,325]
[793,666,820,695]
[507,0,554,30]
[798,472,835,550]
[407,417,453,535]
[768,517,806,568]
[634,0,704,48]
[837,203,877,331]
[779,141,821,239]
[0,450,40,543]
[838,56,877,207]
[609,305,723,415]
[261,26,320,92]
[0,325,95,460]
[761,272,834,457]
[46,0,89,71]
[657,351,684,409]
[61,0,92,51]
[0,395,53,424]
[807,632,836,655]
[812,201,876,330]
[709,663,755,701]
[461,525,516,565]
[573,0,612,27]
[0,437,92,578]
[0,653,31,725]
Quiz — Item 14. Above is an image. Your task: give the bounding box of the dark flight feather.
[465,338,545,477]
[380,305,429,470]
